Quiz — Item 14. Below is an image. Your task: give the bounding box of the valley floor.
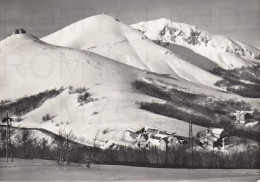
[0,158,259,181]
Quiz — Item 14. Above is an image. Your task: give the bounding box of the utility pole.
[1,113,14,162]
[6,113,10,162]
[222,137,227,151]
[9,125,13,162]
[188,115,193,168]
[6,113,9,162]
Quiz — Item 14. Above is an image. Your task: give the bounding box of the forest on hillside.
[212,65,260,98]
[134,80,260,142]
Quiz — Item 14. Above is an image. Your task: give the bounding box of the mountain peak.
[0,30,47,53]
[40,13,129,48]
[132,18,198,34]
[132,19,260,69]
[90,13,119,21]
[154,18,172,24]
[60,13,121,29]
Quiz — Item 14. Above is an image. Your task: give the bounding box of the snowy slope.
[41,14,221,88]
[0,33,208,143]
[1,33,260,146]
[131,18,260,70]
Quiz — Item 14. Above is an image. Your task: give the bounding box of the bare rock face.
[13,28,26,34]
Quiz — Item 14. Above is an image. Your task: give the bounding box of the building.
[207,128,229,139]
[122,129,137,141]
[229,111,254,124]
[136,126,174,136]
[198,135,220,149]
[198,128,229,150]
[146,137,160,149]
[136,133,149,149]
[136,132,188,151]
[159,138,168,151]
[175,136,188,146]
[13,28,26,35]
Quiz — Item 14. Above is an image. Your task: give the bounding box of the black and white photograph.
[0,0,260,181]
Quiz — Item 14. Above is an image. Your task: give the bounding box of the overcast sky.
[0,0,259,47]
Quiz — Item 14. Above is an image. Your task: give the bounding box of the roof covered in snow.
[210,128,225,135]
[230,111,254,116]
[199,135,218,142]
[124,128,136,132]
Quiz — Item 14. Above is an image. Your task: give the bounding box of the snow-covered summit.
[1,18,259,146]
[42,14,143,50]
[132,18,260,69]
[0,33,41,47]
[41,14,221,88]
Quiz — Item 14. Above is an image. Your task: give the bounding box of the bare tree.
[54,129,65,165]
[54,129,76,165]
[65,130,75,165]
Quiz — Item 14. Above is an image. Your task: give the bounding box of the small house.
[159,138,168,151]
[198,135,223,149]
[158,136,188,151]
[229,111,254,124]
[207,128,229,139]
[136,133,149,149]
[123,129,137,141]
[146,137,160,149]
[198,128,229,150]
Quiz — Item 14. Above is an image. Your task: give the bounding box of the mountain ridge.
[41,14,221,89]
[1,15,259,147]
[131,18,260,70]
[0,33,209,143]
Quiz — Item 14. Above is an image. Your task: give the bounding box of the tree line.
[0,127,259,169]
[0,88,64,119]
[211,65,260,98]
[101,145,259,169]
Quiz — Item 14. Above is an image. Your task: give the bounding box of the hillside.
[1,20,259,147]
[0,33,210,143]
[131,18,260,70]
[41,14,221,88]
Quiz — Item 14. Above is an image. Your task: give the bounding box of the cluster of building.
[107,110,258,151]
[121,126,231,151]
[122,127,188,151]
[196,110,258,150]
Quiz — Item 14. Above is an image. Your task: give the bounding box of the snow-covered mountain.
[41,14,221,88]
[1,15,259,147]
[131,18,260,70]
[0,33,209,143]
